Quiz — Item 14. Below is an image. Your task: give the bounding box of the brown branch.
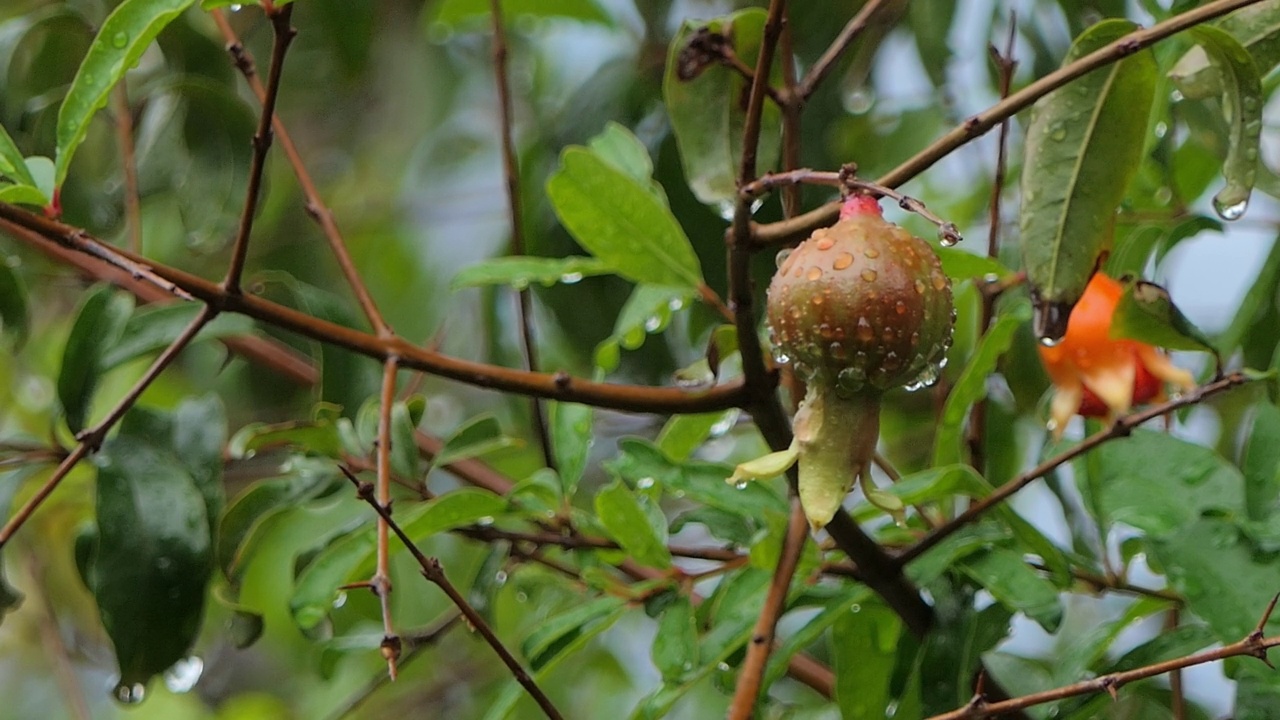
[751,0,1270,247]
[0,216,316,386]
[325,610,462,720]
[489,0,553,470]
[0,305,216,547]
[899,372,1253,566]
[794,0,896,102]
[340,468,565,720]
[967,15,1018,475]
[778,16,802,218]
[373,357,400,679]
[111,83,142,254]
[211,10,389,335]
[728,500,808,719]
[1167,607,1186,720]
[927,594,1280,719]
[222,4,296,293]
[0,201,745,415]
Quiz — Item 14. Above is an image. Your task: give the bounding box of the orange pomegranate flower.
[1038,273,1196,437]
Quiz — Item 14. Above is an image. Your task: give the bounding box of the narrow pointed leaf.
[595,480,671,568]
[1186,25,1263,221]
[55,0,197,186]
[57,285,134,434]
[550,401,592,499]
[1020,19,1157,308]
[1170,1,1280,99]
[450,256,613,290]
[0,125,34,186]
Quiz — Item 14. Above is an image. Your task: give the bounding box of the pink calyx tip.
[840,195,882,219]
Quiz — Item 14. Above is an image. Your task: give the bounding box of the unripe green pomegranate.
[761,195,954,530]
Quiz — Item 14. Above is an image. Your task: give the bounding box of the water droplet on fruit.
[807,266,823,281]
[829,341,847,359]
[114,682,146,705]
[815,236,834,251]
[164,656,204,694]
[903,363,941,392]
[861,269,877,282]
[914,280,926,294]
[811,295,824,306]
[774,249,792,268]
[771,345,791,364]
[819,323,833,338]
[895,301,907,315]
[833,253,854,270]
[863,247,880,259]
[931,272,948,291]
[856,317,874,342]
[790,306,801,319]
[1213,195,1248,221]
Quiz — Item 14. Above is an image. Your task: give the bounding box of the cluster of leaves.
[4,1,1280,719]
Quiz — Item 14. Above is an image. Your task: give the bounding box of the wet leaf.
[663,9,781,207]
[547,148,703,289]
[55,0,196,187]
[57,285,134,434]
[549,401,592,499]
[0,256,30,347]
[1110,278,1218,356]
[99,303,254,370]
[450,256,613,290]
[595,480,671,569]
[651,596,698,681]
[432,414,519,467]
[593,284,690,371]
[1169,1,1280,100]
[958,547,1063,632]
[0,124,34,186]
[1020,20,1156,310]
[833,602,901,720]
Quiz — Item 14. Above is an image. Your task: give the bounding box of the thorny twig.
[339,466,565,720]
[222,4,296,293]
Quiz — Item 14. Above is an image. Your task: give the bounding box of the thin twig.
[489,0,554,471]
[373,357,400,679]
[899,372,1253,566]
[927,594,1280,719]
[967,15,1018,474]
[728,500,808,719]
[340,467,565,720]
[211,10,389,335]
[24,552,90,720]
[795,0,896,102]
[111,83,142,254]
[327,611,462,720]
[0,199,746,414]
[222,4,296,293]
[1167,606,1186,720]
[0,216,316,385]
[0,306,216,547]
[751,0,1269,247]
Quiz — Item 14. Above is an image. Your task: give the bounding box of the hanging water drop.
[164,656,204,694]
[113,682,146,705]
[937,223,962,247]
[559,272,583,284]
[1212,194,1248,221]
[1034,300,1072,346]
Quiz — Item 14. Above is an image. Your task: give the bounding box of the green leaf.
[1170,1,1280,100]
[1243,403,1280,521]
[522,596,627,672]
[933,299,1031,465]
[432,0,610,29]
[0,472,26,624]
[663,9,781,207]
[57,285,134,434]
[549,402,592,499]
[833,603,902,720]
[211,585,264,649]
[0,183,47,206]
[24,158,54,203]
[587,121,654,182]
[1219,232,1280,361]
[88,411,214,687]
[1186,26,1263,220]
[1107,623,1215,673]
[936,247,1014,282]
[594,284,691,371]
[171,395,227,526]
[100,302,254,370]
[54,0,197,187]
[0,256,30,347]
[958,547,1063,632]
[432,414,519,467]
[1087,429,1243,537]
[651,596,698,681]
[0,125,34,186]
[1110,278,1218,355]
[390,401,421,480]
[218,460,340,584]
[656,410,737,462]
[594,480,671,569]
[229,413,345,460]
[1019,19,1157,311]
[289,489,506,629]
[547,147,703,289]
[607,438,787,520]
[762,586,871,692]
[450,256,613,290]
[1148,518,1280,643]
